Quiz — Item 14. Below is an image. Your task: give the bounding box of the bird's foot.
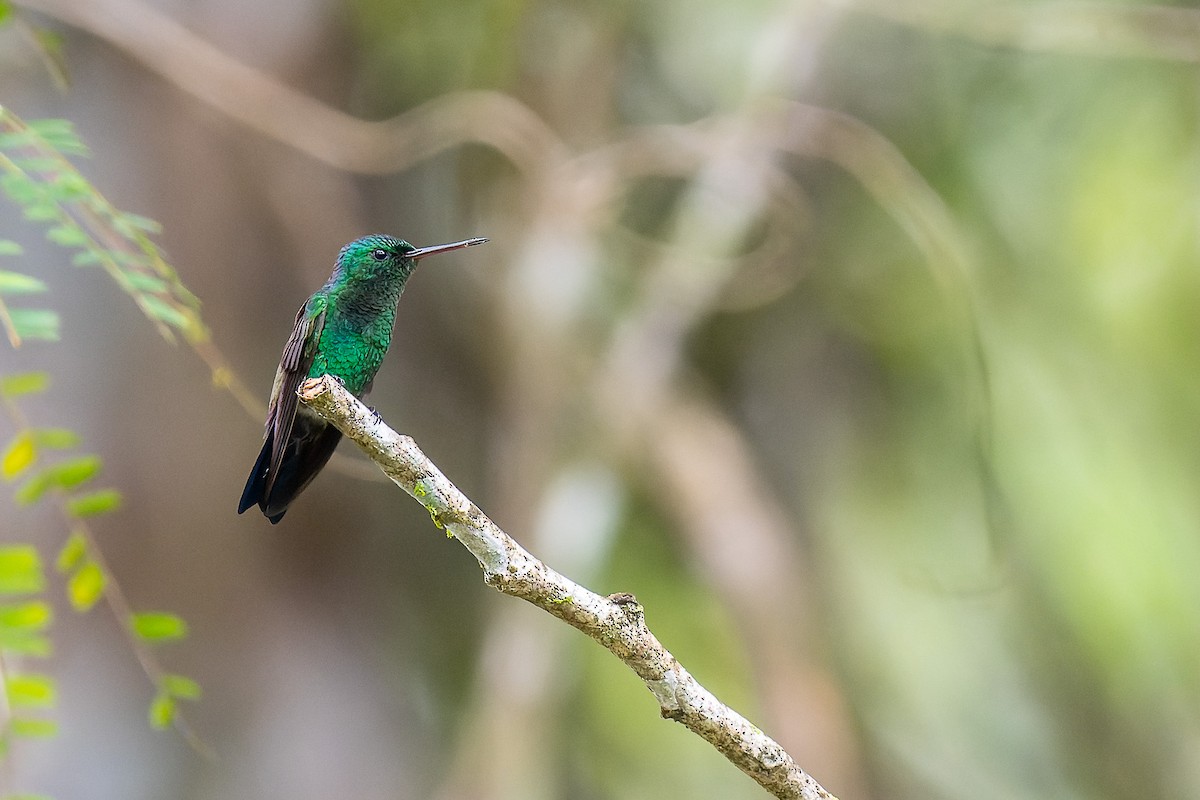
[367,406,384,424]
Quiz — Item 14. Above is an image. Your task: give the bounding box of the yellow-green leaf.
[161,673,201,701]
[131,612,187,643]
[119,212,161,235]
[1,432,36,480]
[48,455,100,489]
[67,561,104,611]
[13,471,51,506]
[148,691,175,730]
[0,629,51,656]
[11,717,57,738]
[17,458,100,507]
[0,546,43,595]
[0,372,48,397]
[6,674,55,708]
[0,271,46,295]
[21,203,56,222]
[0,601,51,631]
[65,489,121,518]
[33,428,80,449]
[8,309,59,341]
[55,532,86,574]
[71,249,102,267]
[139,295,190,330]
[45,225,86,247]
[125,272,168,293]
[27,118,81,147]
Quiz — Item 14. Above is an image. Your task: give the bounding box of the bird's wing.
[263,296,327,498]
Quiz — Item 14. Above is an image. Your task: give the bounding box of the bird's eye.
[371,248,389,261]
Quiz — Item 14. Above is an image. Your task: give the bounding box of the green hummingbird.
[238,234,488,523]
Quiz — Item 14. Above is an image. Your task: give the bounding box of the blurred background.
[3,0,1200,798]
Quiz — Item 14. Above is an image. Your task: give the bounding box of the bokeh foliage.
[4,1,1200,799]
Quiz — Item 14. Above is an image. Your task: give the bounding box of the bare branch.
[297,374,839,800]
[16,0,566,175]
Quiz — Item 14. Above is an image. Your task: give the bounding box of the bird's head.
[336,234,488,281]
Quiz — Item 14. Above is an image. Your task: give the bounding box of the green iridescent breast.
[307,308,395,396]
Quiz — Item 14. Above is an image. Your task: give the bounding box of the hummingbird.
[238,234,488,523]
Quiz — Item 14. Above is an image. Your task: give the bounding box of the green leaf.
[112,249,148,268]
[13,471,51,506]
[27,119,78,143]
[45,225,87,247]
[0,172,40,204]
[0,240,23,256]
[0,2,13,27]
[161,673,201,701]
[66,561,104,611]
[131,612,187,643]
[0,547,44,595]
[47,172,90,200]
[65,488,121,518]
[46,455,100,489]
[0,271,47,295]
[0,601,51,631]
[32,427,81,449]
[11,157,61,174]
[1,432,36,480]
[0,630,50,656]
[70,249,102,267]
[138,295,190,330]
[8,308,60,341]
[148,691,175,730]
[3,794,56,800]
[0,372,48,397]
[124,272,169,294]
[55,532,86,573]
[11,717,57,738]
[21,203,58,222]
[0,130,37,151]
[119,212,161,235]
[6,674,55,708]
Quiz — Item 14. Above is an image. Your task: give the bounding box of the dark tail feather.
[238,432,273,515]
[259,419,343,523]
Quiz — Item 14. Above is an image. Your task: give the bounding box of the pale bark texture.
[298,374,838,800]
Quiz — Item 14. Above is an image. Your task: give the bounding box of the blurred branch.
[10,0,555,485]
[846,0,1200,62]
[586,135,865,785]
[15,0,566,175]
[297,374,839,800]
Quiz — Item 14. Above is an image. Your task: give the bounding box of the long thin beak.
[408,237,489,261]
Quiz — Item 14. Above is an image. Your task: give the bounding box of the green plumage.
[239,233,487,523]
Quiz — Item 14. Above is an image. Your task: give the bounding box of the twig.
[297,374,839,800]
[0,295,21,348]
